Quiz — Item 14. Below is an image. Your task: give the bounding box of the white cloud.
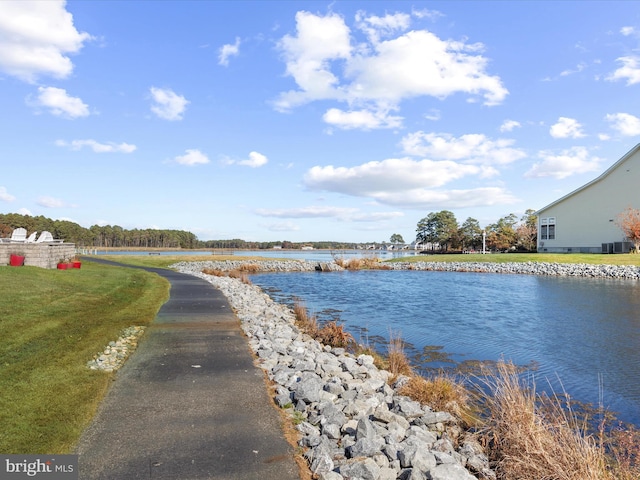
[424,109,440,121]
[304,157,492,197]
[559,62,586,77]
[256,206,404,223]
[17,208,31,215]
[173,149,209,166]
[274,11,508,129]
[525,147,602,179]
[371,186,517,209]
[621,26,638,36]
[323,107,402,130]
[354,10,411,43]
[55,139,136,153]
[149,87,189,120]
[549,117,586,139]
[400,132,526,165]
[607,56,640,85]
[218,37,241,66]
[30,86,89,118]
[499,119,521,132]
[0,0,92,83]
[256,206,358,218]
[605,112,640,136]
[224,151,269,168]
[263,221,300,232]
[37,196,66,208]
[0,186,15,202]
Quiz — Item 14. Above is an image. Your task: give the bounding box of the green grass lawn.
[0,261,169,453]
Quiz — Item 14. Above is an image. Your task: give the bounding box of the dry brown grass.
[201,268,226,276]
[355,344,388,370]
[333,256,391,270]
[227,269,252,284]
[293,300,318,337]
[386,334,413,379]
[316,321,355,349]
[398,374,473,424]
[479,361,615,480]
[236,263,261,273]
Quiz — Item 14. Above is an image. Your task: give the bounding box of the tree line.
[0,213,358,250]
[0,213,198,249]
[414,209,538,253]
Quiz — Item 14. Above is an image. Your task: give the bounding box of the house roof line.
[535,143,640,215]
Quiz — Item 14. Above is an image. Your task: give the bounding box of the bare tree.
[616,206,640,253]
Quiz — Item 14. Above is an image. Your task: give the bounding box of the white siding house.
[535,143,640,253]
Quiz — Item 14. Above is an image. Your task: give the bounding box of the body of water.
[250,269,640,427]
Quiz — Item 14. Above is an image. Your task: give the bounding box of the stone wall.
[0,243,76,269]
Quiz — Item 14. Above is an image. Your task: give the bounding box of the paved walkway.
[74,259,300,480]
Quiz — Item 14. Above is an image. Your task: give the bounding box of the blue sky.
[1,1,640,243]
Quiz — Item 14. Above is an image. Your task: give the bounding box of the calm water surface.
[250,270,640,427]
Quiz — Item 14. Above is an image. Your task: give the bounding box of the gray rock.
[339,458,380,480]
[427,463,477,480]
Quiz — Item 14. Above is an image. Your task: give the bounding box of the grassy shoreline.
[0,261,169,453]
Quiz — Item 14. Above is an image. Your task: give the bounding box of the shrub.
[236,263,261,273]
[201,268,226,277]
[316,321,355,349]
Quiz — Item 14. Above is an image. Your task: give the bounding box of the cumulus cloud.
[224,151,268,168]
[305,157,493,196]
[621,26,638,36]
[499,119,521,132]
[256,206,404,223]
[256,206,358,218]
[323,107,402,130]
[605,112,640,136]
[37,196,67,208]
[0,0,92,82]
[274,10,507,129]
[149,87,189,120]
[302,156,516,209]
[55,139,136,153]
[607,56,640,85]
[371,187,517,209]
[525,147,602,179]
[218,37,241,66]
[0,186,15,202]
[173,149,209,166]
[30,86,89,118]
[549,117,586,139]
[400,132,526,165]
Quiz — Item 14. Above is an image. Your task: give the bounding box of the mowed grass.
[390,252,640,266]
[97,254,270,269]
[0,261,169,453]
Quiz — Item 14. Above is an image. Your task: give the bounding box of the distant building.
[535,143,640,253]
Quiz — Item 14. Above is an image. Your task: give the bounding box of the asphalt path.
[74,258,300,480]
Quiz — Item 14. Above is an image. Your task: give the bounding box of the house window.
[540,217,556,240]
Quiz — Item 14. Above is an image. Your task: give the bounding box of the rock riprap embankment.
[386,260,640,278]
[172,261,494,480]
[174,258,640,279]
[87,326,146,372]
